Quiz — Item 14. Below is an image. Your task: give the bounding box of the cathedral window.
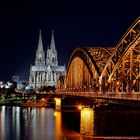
[52,58,55,62]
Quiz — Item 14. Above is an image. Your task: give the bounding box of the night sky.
[0,0,139,81]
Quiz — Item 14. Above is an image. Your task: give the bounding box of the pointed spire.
[35,30,45,66]
[37,30,44,52]
[30,64,32,73]
[50,30,56,52]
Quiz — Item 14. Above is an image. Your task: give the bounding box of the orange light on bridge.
[41,98,46,101]
[78,105,83,110]
[116,81,120,85]
[133,80,136,84]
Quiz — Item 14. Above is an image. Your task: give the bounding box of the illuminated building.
[29,30,65,88]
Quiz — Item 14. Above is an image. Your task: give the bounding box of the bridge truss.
[57,17,140,93]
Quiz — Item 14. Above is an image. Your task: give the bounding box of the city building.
[12,75,20,83]
[29,30,66,88]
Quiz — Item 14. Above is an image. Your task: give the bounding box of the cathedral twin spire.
[35,30,58,66]
[35,30,45,66]
[37,30,44,52]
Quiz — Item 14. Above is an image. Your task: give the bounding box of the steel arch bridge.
[57,17,140,94]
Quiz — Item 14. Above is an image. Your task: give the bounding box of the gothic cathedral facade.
[29,30,66,88]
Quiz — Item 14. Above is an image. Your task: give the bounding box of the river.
[0,106,140,140]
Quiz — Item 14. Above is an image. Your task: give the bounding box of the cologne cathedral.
[29,30,66,88]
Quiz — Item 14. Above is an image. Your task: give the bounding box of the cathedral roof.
[31,65,65,72]
[51,66,65,72]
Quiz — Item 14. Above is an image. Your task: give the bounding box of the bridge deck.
[55,92,140,101]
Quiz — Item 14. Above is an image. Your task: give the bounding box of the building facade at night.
[29,30,65,88]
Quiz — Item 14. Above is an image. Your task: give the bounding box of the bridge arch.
[101,16,140,92]
[65,47,111,92]
[56,17,140,93]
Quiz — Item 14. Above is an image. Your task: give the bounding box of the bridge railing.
[55,90,140,101]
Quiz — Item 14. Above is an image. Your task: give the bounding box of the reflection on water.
[0,106,5,140]
[94,109,140,136]
[12,107,20,140]
[54,111,64,139]
[0,106,65,140]
[0,106,21,140]
[0,106,140,140]
[80,108,94,136]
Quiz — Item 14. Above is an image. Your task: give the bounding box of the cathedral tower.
[29,30,65,88]
[46,31,58,66]
[35,30,45,66]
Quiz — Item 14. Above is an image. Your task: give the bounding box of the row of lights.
[58,78,138,92]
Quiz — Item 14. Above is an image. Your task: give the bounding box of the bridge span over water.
[56,17,140,98]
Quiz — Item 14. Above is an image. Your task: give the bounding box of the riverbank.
[19,100,48,107]
[1,97,140,109]
[0,98,23,106]
[0,98,48,107]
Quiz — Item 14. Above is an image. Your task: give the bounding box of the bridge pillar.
[80,108,94,136]
[55,98,61,111]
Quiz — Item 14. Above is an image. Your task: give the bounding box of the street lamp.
[132,80,136,92]
[116,81,120,93]
[99,76,102,92]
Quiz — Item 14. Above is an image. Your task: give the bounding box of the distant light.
[41,98,46,101]
[5,85,10,89]
[7,82,12,86]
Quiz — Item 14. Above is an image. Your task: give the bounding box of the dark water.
[94,109,140,136]
[0,106,140,140]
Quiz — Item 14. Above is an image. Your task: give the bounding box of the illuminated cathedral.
[29,30,66,88]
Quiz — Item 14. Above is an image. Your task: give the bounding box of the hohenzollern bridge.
[56,17,140,101]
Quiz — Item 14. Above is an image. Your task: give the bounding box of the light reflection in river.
[0,106,5,140]
[0,106,65,140]
[0,106,21,140]
[54,111,64,140]
[1,106,140,140]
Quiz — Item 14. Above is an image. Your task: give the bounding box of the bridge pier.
[55,98,61,111]
[80,108,94,136]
